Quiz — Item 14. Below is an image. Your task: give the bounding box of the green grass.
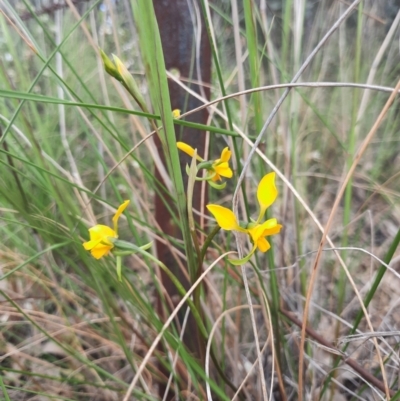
[1,1,400,400]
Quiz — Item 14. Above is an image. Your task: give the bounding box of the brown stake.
[153,0,211,397]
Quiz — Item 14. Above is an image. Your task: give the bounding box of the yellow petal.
[83,238,102,250]
[257,237,271,252]
[247,224,264,244]
[262,224,282,237]
[249,219,282,241]
[83,235,113,259]
[259,218,278,230]
[88,225,116,242]
[206,204,244,231]
[176,142,204,162]
[91,244,113,259]
[220,147,231,162]
[214,163,233,178]
[83,240,95,250]
[112,200,130,224]
[177,141,195,157]
[112,200,130,233]
[257,218,282,237]
[257,172,278,218]
[210,171,221,182]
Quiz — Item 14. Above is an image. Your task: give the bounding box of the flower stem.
[200,225,221,262]
[186,153,207,364]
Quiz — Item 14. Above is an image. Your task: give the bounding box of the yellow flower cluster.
[83,138,282,266]
[177,142,233,183]
[87,56,282,268]
[207,172,282,264]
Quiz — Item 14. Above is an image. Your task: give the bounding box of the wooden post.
[153,0,211,395]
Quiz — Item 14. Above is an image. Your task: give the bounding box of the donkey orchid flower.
[177,141,233,183]
[83,200,130,259]
[207,172,282,264]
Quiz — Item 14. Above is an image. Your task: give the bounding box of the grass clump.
[0,1,400,400]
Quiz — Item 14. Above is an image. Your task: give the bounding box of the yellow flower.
[83,200,130,259]
[210,147,233,182]
[247,218,282,253]
[206,205,247,232]
[206,172,282,264]
[172,109,181,118]
[176,142,233,183]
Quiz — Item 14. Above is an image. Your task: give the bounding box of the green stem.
[201,225,221,262]
[186,152,207,363]
[0,375,11,401]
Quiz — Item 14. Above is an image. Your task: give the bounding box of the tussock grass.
[0,0,399,400]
